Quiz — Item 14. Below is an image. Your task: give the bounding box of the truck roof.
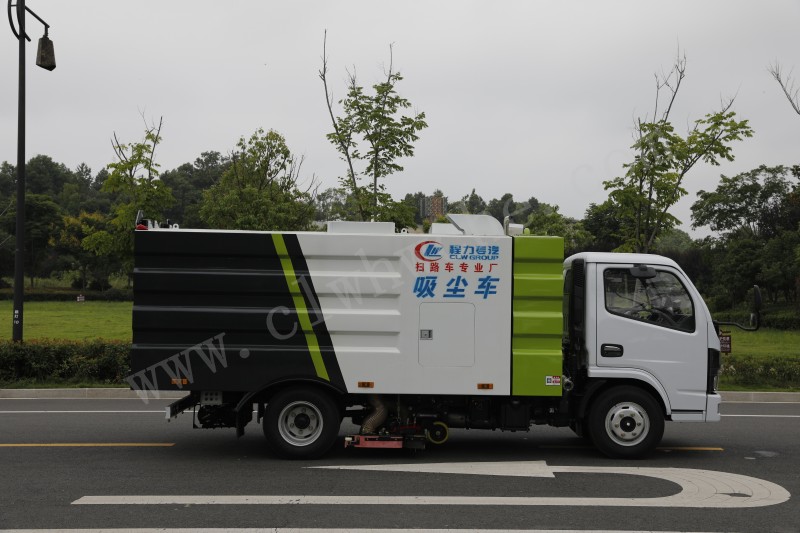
[565,252,683,271]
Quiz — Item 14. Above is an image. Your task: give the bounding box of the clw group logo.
[414,240,443,261]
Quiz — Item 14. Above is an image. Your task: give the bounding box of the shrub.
[0,340,130,385]
[0,288,132,302]
[720,354,800,389]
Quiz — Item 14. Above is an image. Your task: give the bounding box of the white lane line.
[0,410,163,414]
[721,414,800,418]
[0,527,736,533]
[724,401,800,404]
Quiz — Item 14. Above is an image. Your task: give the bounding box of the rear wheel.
[588,386,664,459]
[263,387,341,459]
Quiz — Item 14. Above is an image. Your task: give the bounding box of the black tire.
[263,387,341,459]
[588,386,664,459]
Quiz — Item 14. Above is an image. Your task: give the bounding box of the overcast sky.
[1,1,798,234]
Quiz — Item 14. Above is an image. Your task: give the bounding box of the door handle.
[601,344,624,357]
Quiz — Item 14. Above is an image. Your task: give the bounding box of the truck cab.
[563,253,722,457]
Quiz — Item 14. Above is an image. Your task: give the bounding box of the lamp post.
[7,0,55,342]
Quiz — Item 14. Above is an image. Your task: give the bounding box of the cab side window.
[603,269,695,333]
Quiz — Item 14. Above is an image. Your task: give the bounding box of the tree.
[692,164,800,307]
[94,117,175,277]
[58,162,113,215]
[603,53,753,253]
[161,151,229,228]
[486,193,538,224]
[320,32,427,226]
[0,194,62,287]
[464,189,487,215]
[315,187,348,221]
[524,202,593,256]
[448,189,486,216]
[0,162,15,198]
[769,62,800,116]
[692,165,800,239]
[400,191,425,226]
[55,211,118,291]
[713,235,764,308]
[199,129,315,231]
[25,154,74,197]
[582,201,624,252]
[762,230,800,303]
[653,228,693,255]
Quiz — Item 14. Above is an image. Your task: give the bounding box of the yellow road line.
[0,442,175,447]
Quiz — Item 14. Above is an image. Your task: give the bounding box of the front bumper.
[705,393,722,422]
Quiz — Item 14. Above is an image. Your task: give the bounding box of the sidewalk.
[0,388,798,402]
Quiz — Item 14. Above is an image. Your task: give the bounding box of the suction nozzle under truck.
[129,214,747,459]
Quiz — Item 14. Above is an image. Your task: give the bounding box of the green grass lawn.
[0,301,132,341]
[722,328,800,360]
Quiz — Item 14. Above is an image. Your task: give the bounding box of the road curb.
[0,388,798,402]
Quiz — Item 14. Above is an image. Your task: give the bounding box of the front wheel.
[588,386,664,459]
[263,387,341,459]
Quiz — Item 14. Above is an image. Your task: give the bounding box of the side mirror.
[716,284,761,332]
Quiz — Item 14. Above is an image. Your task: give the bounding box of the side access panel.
[511,236,564,396]
[297,231,513,396]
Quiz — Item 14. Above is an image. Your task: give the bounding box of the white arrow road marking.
[310,462,790,508]
[72,461,790,509]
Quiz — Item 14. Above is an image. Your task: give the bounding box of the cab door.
[595,264,708,412]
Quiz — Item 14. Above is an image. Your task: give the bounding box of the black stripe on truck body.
[130,229,344,393]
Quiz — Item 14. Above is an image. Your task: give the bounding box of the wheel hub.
[278,401,323,446]
[605,402,649,446]
[294,413,311,430]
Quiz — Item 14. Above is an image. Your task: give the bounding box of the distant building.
[420,195,448,221]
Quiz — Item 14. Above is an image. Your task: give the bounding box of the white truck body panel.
[296,231,512,396]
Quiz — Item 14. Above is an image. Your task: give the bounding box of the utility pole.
[7,0,56,341]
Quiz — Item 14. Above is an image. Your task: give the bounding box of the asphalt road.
[0,397,797,533]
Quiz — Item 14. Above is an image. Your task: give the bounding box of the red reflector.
[136,224,148,230]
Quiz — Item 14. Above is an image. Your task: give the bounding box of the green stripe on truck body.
[511,236,564,396]
[271,233,330,382]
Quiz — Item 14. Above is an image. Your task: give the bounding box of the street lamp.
[6,0,55,341]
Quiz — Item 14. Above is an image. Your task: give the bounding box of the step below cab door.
[594,263,708,413]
